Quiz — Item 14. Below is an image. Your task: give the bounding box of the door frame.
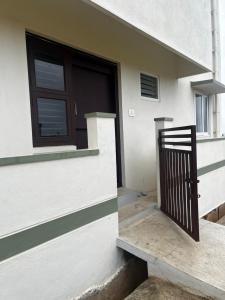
[26,32,124,187]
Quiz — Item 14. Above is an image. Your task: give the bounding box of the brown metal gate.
[158,125,200,241]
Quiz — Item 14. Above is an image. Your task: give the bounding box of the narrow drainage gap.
[78,251,148,300]
[202,201,225,226]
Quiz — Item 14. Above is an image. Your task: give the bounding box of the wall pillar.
[154,117,173,208]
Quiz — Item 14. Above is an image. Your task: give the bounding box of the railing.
[159,125,199,241]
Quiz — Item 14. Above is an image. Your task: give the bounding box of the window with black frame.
[26,34,75,147]
[195,94,209,135]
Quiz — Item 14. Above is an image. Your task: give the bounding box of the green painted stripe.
[0,197,117,262]
[197,137,225,143]
[0,149,99,167]
[198,160,225,176]
[85,112,116,119]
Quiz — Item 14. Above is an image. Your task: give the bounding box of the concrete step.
[117,188,157,208]
[117,188,142,208]
[118,195,157,230]
[117,209,225,300]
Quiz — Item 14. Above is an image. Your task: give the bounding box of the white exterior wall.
[0,116,117,236]
[197,140,225,217]
[0,113,122,299]
[198,168,225,217]
[194,0,225,217]
[218,0,225,134]
[85,0,212,70]
[0,6,203,192]
[198,140,225,168]
[0,214,123,300]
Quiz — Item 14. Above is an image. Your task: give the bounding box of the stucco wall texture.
[86,0,213,70]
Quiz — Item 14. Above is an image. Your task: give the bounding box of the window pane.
[202,96,208,132]
[37,98,67,137]
[35,59,65,90]
[196,95,203,132]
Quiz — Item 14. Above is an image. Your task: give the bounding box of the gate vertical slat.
[164,150,168,212]
[167,150,171,215]
[171,151,175,218]
[159,125,200,241]
[173,151,176,219]
[183,153,188,224]
[170,151,173,218]
[177,152,181,222]
[172,151,175,219]
[178,152,183,225]
[165,150,170,211]
[175,151,179,220]
[180,153,186,225]
[168,151,171,215]
[174,151,177,220]
[178,152,181,223]
[186,153,191,232]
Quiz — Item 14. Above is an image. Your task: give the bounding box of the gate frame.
[158,125,200,241]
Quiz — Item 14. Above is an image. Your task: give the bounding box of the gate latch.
[185,178,200,184]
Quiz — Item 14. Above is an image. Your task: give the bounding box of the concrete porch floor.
[117,197,225,300]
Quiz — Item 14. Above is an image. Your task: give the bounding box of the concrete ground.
[125,276,213,300]
[118,196,225,299]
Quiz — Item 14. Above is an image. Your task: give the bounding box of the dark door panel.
[72,63,122,186]
[72,66,115,130]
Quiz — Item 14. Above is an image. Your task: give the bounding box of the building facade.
[0,0,225,299]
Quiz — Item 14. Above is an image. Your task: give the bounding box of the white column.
[85,112,117,195]
[154,117,173,208]
[85,112,116,151]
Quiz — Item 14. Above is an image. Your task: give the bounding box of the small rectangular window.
[140,73,158,99]
[195,94,209,134]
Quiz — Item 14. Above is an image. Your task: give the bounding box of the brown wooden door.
[72,59,122,186]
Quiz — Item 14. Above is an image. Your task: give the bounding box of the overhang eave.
[191,79,225,95]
